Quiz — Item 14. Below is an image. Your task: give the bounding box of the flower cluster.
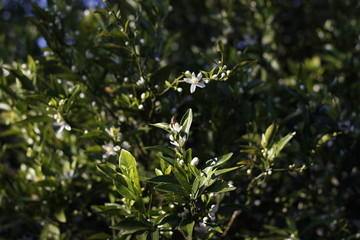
[169,121,186,148]
[101,141,121,159]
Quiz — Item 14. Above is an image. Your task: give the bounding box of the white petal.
[170,135,175,141]
[197,81,206,88]
[184,78,193,84]
[59,125,65,133]
[197,72,202,80]
[191,72,196,78]
[56,126,64,138]
[65,124,71,131]
[170,141,179,147]
[190,84,196,93]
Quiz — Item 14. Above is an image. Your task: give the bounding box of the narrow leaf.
[273,132,296,157]
[110,219,151,234]
[148,175,179,185]
[180,108,193,138]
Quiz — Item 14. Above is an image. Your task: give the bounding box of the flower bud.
[191,157,199,166]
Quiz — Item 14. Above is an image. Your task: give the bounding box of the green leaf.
[54,209,66,223]
[204,152,233,169]
[143,145,175,157]
[154,213,171,225]
[113,180,137,200]
[210,226,223,233]
[0,129,19,138]
[206,180,236,194]
[92,204,130,216]
[231,60,258,74]
[240,133,261,144]
[159,156,176,166]
[110,219,151,235]
[316,132,340,149]
[16,115,53,124]
[86,233,112,240]
[173,167,192,195]
[180,109,193,138]
[96,163,117,179]
[151,228,160,240]
[31,3,53,22]
[97,43,132,57]
[85,145,103,153]
[180,221,195,239]
[214,166,240,176]
[216,40,224,53]
[80,129,105,139]
[66,84,80,112]
[273,132,296,157]
[261,123,278,149]
[191,177,202,197]
[155,184,187,196]
[9,69,34,91]
[27,55,37,74]
[150,123,170,132]
[148,175,179,185]
[119,149,140,189]
[136,232,148,240]
[240,145,261,156]
[0,82,19,99]
[184,148,192,164]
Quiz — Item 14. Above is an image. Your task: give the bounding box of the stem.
[221,210,241,237]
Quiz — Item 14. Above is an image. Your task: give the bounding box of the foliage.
[0,0,359,239]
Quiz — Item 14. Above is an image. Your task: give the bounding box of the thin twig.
[221,210,241,237]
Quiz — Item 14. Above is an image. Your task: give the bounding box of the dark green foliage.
[0,0,359,239]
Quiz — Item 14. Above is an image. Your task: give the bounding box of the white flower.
[53,120,71,138]
[184,72,206,93]
[122,141,131,150]
[191,157,199,166]
[194,221,210,234]
[105,127,122,141]
[105,127,114,137]
[136,77,145,86]
[208,204,219,221]
[102,141,121,159]
[170,122,182,133]
[170,134,186,147]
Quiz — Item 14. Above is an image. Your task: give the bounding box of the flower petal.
[190,84,196,93]
[197,72,202,80]
[184,78,193,84]
[170,141,179,147]
[197,81,206,88]
[65,124,71,131]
